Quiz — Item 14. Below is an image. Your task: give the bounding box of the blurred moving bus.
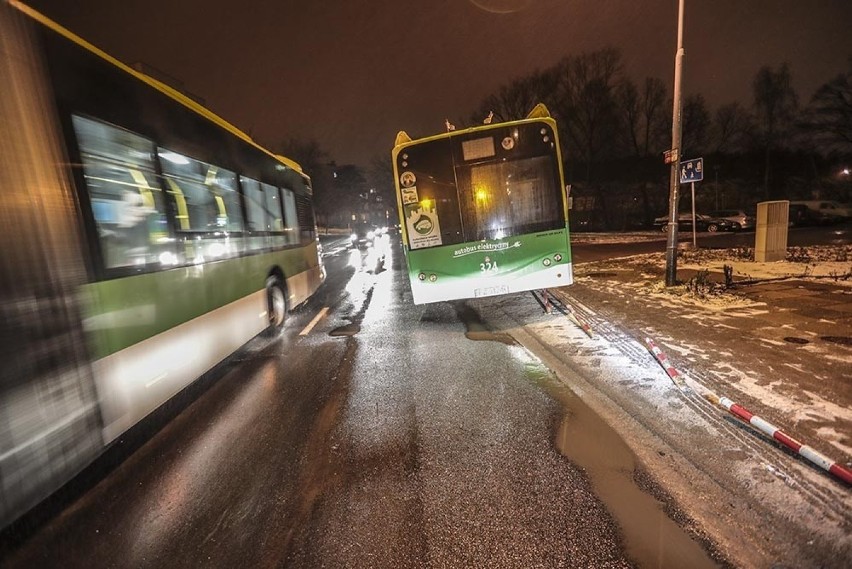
[392,105,572,304]
[0,1,323,528]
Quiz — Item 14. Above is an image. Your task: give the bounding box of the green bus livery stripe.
[406,229,571,279]
[81,243,318,359]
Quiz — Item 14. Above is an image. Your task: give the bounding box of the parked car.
[789,200,852,223]
[652,213,737,233]
[708,209,755,231]
[788,204,833,226]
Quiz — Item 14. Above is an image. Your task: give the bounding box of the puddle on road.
[453,301,517,345]
[531,370,722,569]
[328,287,374,337]
[451,300,721,567]
[329,322,360,336]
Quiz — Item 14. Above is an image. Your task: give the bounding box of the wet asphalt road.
[1,236,637,568]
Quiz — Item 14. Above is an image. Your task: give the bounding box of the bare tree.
[640,77,668,156]
[469,68,560,124]
[616,78,641,156]
[681,94,711,157]
[617,76,668,157]
[712,102,752,153]
[553,48,623,181]
[752,63,799,198]
[276,137,328,179]
[800,57,852,156]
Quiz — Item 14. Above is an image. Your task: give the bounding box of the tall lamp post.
[665,0,685,286]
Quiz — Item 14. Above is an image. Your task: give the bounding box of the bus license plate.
[474,285,509,298]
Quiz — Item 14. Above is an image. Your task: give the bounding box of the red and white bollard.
[718,397,852,485]
[645,338,684,387]
[645,336,851,485]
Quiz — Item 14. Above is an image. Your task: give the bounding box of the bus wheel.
[265,276,287,333]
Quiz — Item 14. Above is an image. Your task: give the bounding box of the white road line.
[299,307,329,336]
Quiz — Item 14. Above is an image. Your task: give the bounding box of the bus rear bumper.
[409,263,573,305]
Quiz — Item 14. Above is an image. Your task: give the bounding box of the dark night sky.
[29,0,852,169]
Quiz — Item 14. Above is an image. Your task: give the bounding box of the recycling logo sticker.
[404,201,442,250]
[413,214,434,235]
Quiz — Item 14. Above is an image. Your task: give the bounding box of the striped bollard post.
[719,397,852,485]
[567,311,594,338]
[645,338,684,387]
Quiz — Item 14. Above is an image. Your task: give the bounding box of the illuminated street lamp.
[665,0,685,286]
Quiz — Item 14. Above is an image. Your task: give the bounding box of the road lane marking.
[299,307,329,336]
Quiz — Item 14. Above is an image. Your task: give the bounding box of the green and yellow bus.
[1,1,323,528]
[392,105,573,304]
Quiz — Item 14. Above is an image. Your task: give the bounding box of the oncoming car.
[350,222,378,248]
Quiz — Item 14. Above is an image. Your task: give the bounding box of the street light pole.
[665,0,685,287]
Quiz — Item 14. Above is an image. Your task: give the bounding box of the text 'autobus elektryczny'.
[0,1,324,528]
[392,104,572,304]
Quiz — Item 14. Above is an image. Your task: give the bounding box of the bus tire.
[265,276,287,334]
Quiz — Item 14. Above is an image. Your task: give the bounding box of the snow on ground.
[569,243,852,459]
[571,231,666,244]
[586,245,851,285]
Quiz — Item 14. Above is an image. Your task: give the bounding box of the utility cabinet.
[755,200,789,262]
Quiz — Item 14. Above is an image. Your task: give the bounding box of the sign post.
[680,157,703,249]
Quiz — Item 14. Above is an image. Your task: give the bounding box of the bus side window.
[281,188,299,245]
[263,183,286,247]
[159,149,243,261]
[240,176,269,251]
[72,115,171,270]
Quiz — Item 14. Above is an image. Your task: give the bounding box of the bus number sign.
[480,257,499,273]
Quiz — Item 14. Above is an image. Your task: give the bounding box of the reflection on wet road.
[1,236,721,568]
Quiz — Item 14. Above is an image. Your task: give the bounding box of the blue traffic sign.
[679,157,704,184]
